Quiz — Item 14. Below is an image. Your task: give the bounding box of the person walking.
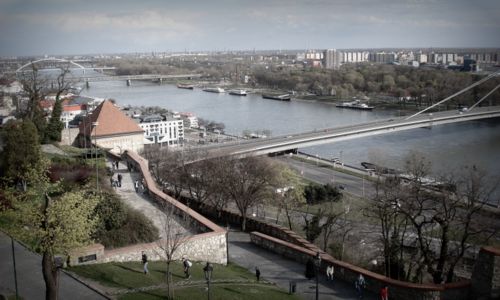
[183,257,192,279]
[115,161,119,169]
[326,264,334,281]
[255,267,261,282]
[355,274,366,299]
[117,173,122,187]
[134,180,139,192]
[380,285,388,300]
[142,251,148,274]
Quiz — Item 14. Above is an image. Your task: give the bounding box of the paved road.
[276,155,376,198]
[0,231,107,300]
[228,230,377,300]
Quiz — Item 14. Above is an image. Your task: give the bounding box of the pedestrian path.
[0,231,107,300]
[107,160,192,238]
[228,230,377,300]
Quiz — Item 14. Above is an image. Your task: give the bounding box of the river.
[80,79,500,202]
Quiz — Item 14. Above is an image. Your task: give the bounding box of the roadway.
[276,155,376,198]
[193,106,500,159]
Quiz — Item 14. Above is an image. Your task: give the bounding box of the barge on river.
[336,100,374,110]
[228,89,247,96]
[262,93,291,101]
[203,87,225,93]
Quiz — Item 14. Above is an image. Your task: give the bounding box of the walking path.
[107,159,377,299]
[228,230,377,300]
[108,160,192,238]
[0,231,107,300]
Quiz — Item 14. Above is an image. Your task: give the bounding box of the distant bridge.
[197,106,500,158]
[78,74,202,87]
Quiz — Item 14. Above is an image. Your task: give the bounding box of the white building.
[179,112,199,128]
[139,115,184,146]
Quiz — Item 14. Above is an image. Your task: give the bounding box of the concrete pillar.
[126,79,131,86]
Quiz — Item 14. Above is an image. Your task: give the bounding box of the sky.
[0,0,499,56]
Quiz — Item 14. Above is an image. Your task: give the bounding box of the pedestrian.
[117,173,122,187]
[355,274,366,299]
[326,264,334,281]
[380,285,388,300]
[110,176,114,187]
[112,161,115,170]
[115,161,119,169]
[255,267,261,281]
[134,180,139,192]
[142,251,148,274]
[182,257,192,279]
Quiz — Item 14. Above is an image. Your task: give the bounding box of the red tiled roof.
[79,100,144,137]
[63,104,83,112]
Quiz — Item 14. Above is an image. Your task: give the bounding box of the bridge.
[78,74,202,87]
[196,106,500,158]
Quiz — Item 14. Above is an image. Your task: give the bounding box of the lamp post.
[314,251,321,300]
[92,121,99,192]
[203,262,213,300]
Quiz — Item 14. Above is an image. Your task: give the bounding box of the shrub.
[304,183,342,204]
[94,193,159,248]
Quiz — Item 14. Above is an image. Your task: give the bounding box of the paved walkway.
[228,230,377,300]
[0,231,107,300]
[108,160,192,238]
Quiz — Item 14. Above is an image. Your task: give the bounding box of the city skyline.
[0,0,499,56]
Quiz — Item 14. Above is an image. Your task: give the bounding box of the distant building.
[78,100,144,154]
[138,114,184,146]
[179,112,199,128]
[417,53,428,64]
[323,49,341,69]
[463,58,478,72]
[370,52,396,63]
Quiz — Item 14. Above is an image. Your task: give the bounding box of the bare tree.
[272,165,305,230]
[223,156,276,231]
[380,152,499,283]
[155,203,188,300]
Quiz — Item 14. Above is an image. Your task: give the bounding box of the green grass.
[119,285,300,300]
[69,261,300,300]
[69,261,255,288]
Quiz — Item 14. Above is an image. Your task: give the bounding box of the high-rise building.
[323,49,341,70]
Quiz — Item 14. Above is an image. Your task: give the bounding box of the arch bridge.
[16,58,86,72]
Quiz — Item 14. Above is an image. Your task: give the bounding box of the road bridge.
[195,106,500,159]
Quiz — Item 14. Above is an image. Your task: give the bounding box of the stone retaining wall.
[69,150,228,266]
[251,232,471,300]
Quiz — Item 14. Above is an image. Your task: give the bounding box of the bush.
[304,183,342,205]
[94,192,159,248]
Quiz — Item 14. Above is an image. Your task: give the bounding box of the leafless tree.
[372,152,499,283]
[223,156,277,231]
[155,203,188,300]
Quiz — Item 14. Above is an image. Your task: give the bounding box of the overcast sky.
[1,0,499,56]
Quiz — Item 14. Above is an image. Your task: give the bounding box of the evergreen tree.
[2,120,45,191]
[45,99,64,142]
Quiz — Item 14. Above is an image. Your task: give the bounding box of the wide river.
[80,80,500,202]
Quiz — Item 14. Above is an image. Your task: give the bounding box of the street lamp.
[92,121,99,192]
[314,251,321,300]
[203,262,213,300]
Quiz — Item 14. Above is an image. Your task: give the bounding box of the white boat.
[336,100,374,110]
[203,87,225,93]
[228,89,247,96]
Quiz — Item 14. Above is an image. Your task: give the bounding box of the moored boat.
[177,83,194,90]
[262,93,291,101]
[228,89,247,96]
[203,87,225,93]
[336,100,374,110]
